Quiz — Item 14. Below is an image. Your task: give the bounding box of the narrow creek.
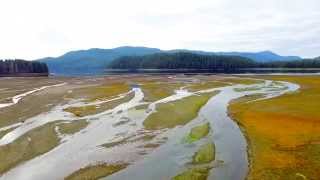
[0,80,299,180]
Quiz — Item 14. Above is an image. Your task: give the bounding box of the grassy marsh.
[185,123,210,143]
[0,122,60,175]
[0,86,68,128]
[64,105,97,117]
[192,143,215,164]
[234,86,262,92]
[141,82,184,102]
[0,77,63,104]
[0,128,16,139]
[173,167,212,180]
[144,92,217,130]
[102,134,156,149]
[58,120,89,135]
[64,93,134,117]
[187,81,227,92]
[229,76,320,179]
[65,163,129,180]
[70,82,131,102]
[224,77,263,85]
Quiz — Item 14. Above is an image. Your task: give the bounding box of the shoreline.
[0,73,49,77]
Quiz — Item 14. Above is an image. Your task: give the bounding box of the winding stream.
[0,79,299,180]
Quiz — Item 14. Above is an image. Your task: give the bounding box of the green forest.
[108,52,320,70]
[0,59,48,75]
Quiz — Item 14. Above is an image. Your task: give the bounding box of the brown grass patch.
[229,76,320,179]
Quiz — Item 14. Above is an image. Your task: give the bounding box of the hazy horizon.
[0,0,319,60]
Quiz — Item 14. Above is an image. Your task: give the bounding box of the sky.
[0,0,319,60]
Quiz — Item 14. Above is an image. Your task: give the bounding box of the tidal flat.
[0,74,314,180]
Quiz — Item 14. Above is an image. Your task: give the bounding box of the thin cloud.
[0,0,319,59]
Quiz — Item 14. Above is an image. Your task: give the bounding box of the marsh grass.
[0,88,67,128]
[0,122,60,175]
[143,92,217,130]
[58,120,88,134]
[185,123,210,143]
[64,93,134,117]
[173,167,212,180]
[65,163,129,180]
[141,82,184,102]
[72,82,131,102]
[102,134,156,149]
[134,104,149,110]
[234,86,262,92]
[0,77,63,103]
[64,105,97,117]
[192,143,215,164]
[102,138,131,148]
[224,78,263,85]
[229,76,320,179]
[187,81,228,92]
[0,128,16,139]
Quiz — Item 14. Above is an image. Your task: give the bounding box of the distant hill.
[37,46,302,75]
[168,50,301,62]
[216,51,301,62]
[38,46,161,75]
[0,59,48,76]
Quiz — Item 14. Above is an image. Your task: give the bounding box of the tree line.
[258,59,320,68]
[108,52,320,70]
[108,52,256,70]
[0,59,48,75]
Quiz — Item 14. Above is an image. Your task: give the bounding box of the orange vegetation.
[229,76,320,180]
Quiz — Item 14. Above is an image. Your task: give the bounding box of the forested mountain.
[108,52,320,70]
[216,51,301,62]
[37,46,301,75]
[259,58,320,68]
[0,59,48,76]
[108,52,256,70]
[168,50,301,62]
[38,46,161,75]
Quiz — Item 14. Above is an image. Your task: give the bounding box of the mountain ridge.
[37,46,302,75]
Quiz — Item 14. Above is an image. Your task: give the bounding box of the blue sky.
[0,0,319,59]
